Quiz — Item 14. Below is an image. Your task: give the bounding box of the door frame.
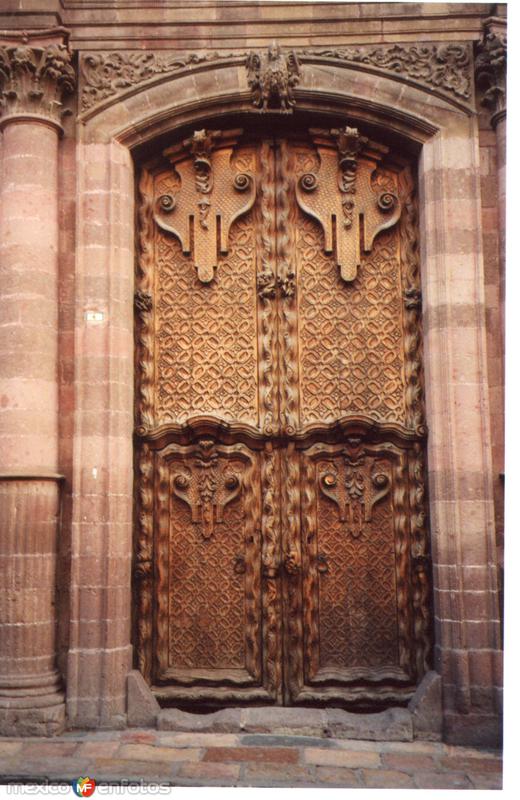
[68,57,502,742]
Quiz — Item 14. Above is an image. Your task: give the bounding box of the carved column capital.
[0,28,75,130]
[475,17,507,127]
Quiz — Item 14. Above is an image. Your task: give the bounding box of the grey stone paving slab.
[241,734,336,748]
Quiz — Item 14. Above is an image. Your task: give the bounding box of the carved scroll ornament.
[295,126,401,282]
[318,437,392,539]
[155,129,256,283]
[170,439,243,540]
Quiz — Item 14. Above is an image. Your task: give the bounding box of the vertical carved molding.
[277,140,299,436]
[409,443,432,679]
[282,443,303,702]
[134,443,154,683]
[256,141,278,436]
[135,168,156,432]
[242,454,262,683]
[301,455,320,683]
[400,166,426,436]
[261,444,282,701]
[393,454,412,677]
[155,458,170,680]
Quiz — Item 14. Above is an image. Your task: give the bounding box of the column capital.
[0,27,75,131]
[475,17,507,128]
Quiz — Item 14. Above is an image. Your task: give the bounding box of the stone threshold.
[157,705,414,741]
[128,670,443,742]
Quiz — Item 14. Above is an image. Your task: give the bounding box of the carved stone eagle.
[246,43,300,112]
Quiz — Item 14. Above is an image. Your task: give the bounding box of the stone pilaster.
[0,28,75,736]
[475,14,506,623]
[475,17,506,345]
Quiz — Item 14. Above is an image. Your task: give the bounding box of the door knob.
[317,553,329,574]
[234,555,246,575]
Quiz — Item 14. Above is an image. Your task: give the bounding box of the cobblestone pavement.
[0,729,502,789]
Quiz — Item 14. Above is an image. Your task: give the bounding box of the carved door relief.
[134,125,431,708]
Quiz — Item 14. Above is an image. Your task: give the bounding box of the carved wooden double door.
[134,125,431,708]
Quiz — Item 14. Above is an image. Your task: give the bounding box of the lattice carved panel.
[292,142,407,428]
[299,438,413,685]
[137,143,263,430]
[155,440,262,683]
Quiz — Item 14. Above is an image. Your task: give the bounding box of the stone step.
[157,706,413,742]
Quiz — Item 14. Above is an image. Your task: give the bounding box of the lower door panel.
[285,437,418,706]
[151,439,279,704]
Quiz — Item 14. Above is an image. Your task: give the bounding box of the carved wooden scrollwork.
[295,126,402,282]
[154,129,257,283]
[317,438,392,539]
[170,438,243,540]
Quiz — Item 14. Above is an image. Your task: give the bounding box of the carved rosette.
[0,36,75,128]
[475,21,507,126]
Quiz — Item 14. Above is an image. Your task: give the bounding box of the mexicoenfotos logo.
[71,777,96,797]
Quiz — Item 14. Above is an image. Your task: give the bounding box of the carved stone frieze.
[303,43,472,100]
[0,37,75,127]
[475,20,507,124]
[79,49,244,112]
[246,43,300,112]
[79,42,473,116]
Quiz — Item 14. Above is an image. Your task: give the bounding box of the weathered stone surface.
[204,746,299,764]
[242,706,327,735]
[126,670,160,728]
[325,707,413,742]
[408,670,443,740]
[0,729,503,789]
[363,768,415,788]
[0,702,65,738]
[158,707,242,733]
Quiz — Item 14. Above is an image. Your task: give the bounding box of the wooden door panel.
[296,439,415,704]
[136,135,269,435]
[152,440,278,703]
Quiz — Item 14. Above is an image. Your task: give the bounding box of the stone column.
[0,29,75,736]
